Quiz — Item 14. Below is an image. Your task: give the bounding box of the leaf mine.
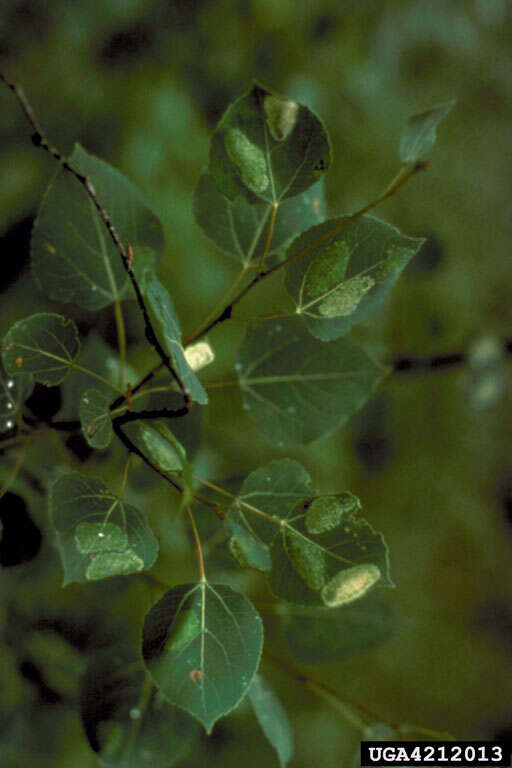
[305,492,361,535]
[318,275,375,317]
[321,563,381,607]
[225,128,269,194]
[264,95,299,141]
[287,530,327,591]
[75,521,128,554]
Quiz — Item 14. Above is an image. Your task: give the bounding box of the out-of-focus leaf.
[142,582,263,733]
[81,649,197,768]
[208,83,331,204]
[236,318,387,445]
[277,593,396,662]
[2,313,79,386]
[79,388,113,449]
[31,143,164,309]
[248,674,294,767]
[285,216,423,341]
[399,101,455,164]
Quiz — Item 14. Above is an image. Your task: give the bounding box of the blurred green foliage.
[1,1,512,766]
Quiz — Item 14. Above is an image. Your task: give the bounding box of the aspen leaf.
[142,583,263,733]
[209,83,331,204]
[2,313,79,386]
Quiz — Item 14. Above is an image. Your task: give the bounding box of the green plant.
[0,73,454,766]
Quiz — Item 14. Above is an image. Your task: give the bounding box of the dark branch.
[1,71,189,406]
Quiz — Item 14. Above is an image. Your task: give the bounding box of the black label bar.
[360,741,511,767]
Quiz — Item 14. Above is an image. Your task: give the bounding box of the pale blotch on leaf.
[287,530,326,591]
[184,340,215,372]
[75,521,128,554]
[304,241,350,298]
[318,275,374,318]
[321,563,381,607]
[43,242,56,254]
[305,492,361,535]
[85,550,144,580]
[229,535,251,569]
[140,426,182,472]
[165,610,200,653]
[372,246,412,281]
[263,94,299,141]
[225,128,269,194]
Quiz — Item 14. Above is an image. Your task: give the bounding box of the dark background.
[1,1,512,766]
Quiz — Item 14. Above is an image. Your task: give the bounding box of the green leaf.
[193,173,326,265]
[50,472,158,585]
[79,388,113,449]
[58,331,138,420]
[81,649,197,768]
[278,594,396,662]
[142,582,263,733]
[226,517,271,572]
[31,143,164,310]
[285,216,424,341]
[0,364,33,434]
[248,674,294,767]
[208,83,331,204]
[2,313,80,386]
[135,421,195,508]
[228,460,391,606]
[134,377,203,458]
[145,273,208,405]
[399,100,455,164]
[230,458,313,546]
[236,318,387,446]
[268,494,393,606]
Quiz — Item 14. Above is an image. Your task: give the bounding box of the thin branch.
[184,162,430,346]
[263,651,366,732]
[1,72,188,404]
[113,298,127,390]
[186,506,206,582]
[256,201,278,273]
